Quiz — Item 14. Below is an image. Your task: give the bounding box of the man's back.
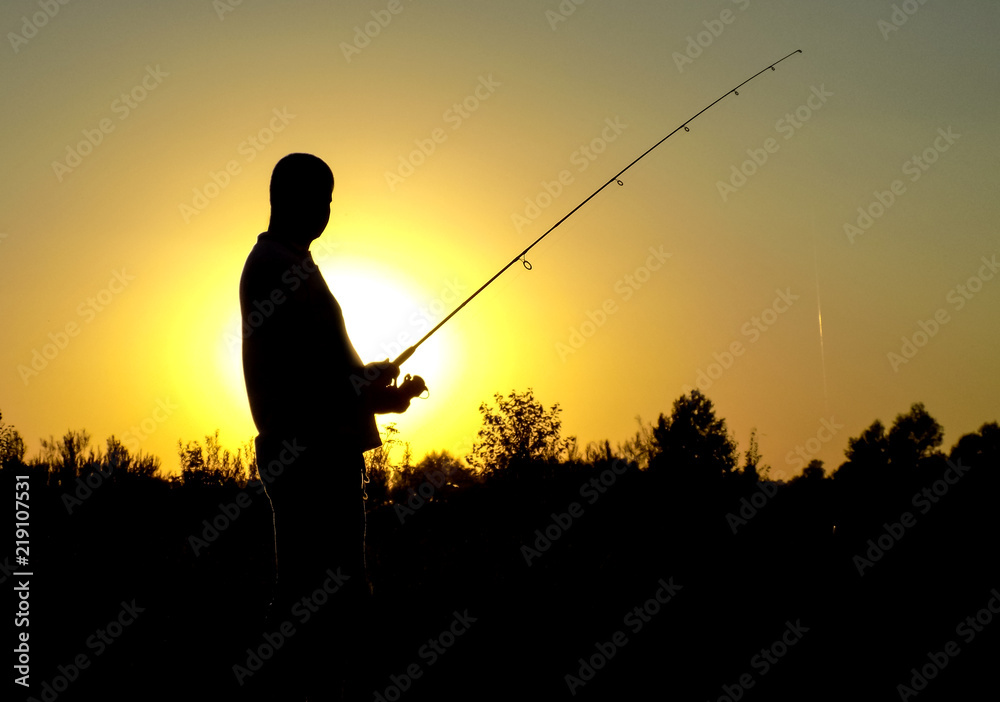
[240,231,380,450]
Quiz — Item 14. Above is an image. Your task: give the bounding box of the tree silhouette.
[741,428,767,483]
[467,388,573,479]
[949,421,999,467]
[837,403,945,480]
[835,419,888,482]
[887,402,943,469]
[649,390,738,481]
[0,411,26,469]
[102,435,131,477]
[614,416,656,469]
[794,459,825,482]
[40,429,93,488]
[845,419,888,465]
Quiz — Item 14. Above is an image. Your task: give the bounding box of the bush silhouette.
[177,430,256,488]
[1,395,998,701]
[0,411,26,469]
[466,388,573,479]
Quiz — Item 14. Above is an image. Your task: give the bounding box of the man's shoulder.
[246,232,295,261]
[242,233,301,279]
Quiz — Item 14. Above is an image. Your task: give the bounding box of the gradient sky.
[2,0,998,480]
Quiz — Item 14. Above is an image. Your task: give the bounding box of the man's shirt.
[240,232,381,451]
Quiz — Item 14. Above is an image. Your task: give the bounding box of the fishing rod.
[392,49,803,368]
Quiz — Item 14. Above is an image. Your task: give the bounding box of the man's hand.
[367,374,428,414]
[363,359,400,388]
[398,374,427,400]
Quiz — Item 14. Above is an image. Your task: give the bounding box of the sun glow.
[321,263,450,386]
[161,237,461,470]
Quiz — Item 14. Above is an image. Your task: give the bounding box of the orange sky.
[2,1,998,480]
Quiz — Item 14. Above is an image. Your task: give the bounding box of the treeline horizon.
[1,389,996,494]
[3,389,998,701]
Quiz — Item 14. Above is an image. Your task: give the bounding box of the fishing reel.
[396,373,428,400]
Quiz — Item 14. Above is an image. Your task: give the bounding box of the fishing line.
[393,49,803,367]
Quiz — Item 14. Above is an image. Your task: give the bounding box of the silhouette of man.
[240,153,423,700]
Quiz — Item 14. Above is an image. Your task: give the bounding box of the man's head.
[268,153,334,245]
